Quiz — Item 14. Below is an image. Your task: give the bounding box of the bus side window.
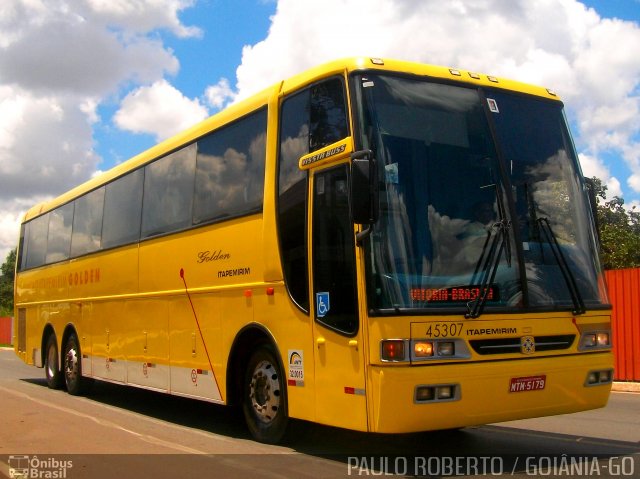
[102,169,143,249]
[277,77,350,313]
[71,187,105,257]
[309,79,349,151]
[141,143,197,238]
[278,91,310,312]
[45,203,73,264]
[312,165,358,334]
[24,214,49,269]
[194,109,267,224]
[17,223,27,271]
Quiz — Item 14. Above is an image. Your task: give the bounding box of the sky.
[0,0,639,265]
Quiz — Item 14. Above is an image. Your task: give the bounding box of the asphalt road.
[0,348,638,478]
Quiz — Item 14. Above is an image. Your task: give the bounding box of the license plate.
[509,375,546,393]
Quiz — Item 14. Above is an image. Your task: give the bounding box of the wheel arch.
[226,323,286,409]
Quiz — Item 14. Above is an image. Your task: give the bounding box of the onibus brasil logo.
[8,455,73,478]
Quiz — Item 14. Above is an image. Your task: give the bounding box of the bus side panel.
[169,294,223,402]
[16,264,69,306]
[137,216,264,294]
[247,286,317,423]
[90,300,127,383]
[78,302,92,376]
[138,217,263,402]
[69,246,138,300]
[126,299,170,391]
[74,245,139,382]
[22,305,46,366]
[14,262,71,366]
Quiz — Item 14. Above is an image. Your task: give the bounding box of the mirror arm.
[351,149,373,161]
[356,224,373,246]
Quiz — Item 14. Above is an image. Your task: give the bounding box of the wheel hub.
[249,360,280,423]
[65,347,78,382]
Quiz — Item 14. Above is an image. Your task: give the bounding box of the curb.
[612,381,640,393]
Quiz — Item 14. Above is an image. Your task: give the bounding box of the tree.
[0,249,16,316]
[590,177,640,270]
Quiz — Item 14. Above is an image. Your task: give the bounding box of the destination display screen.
[410,286,500,303]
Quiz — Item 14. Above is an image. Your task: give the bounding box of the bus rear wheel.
[44,334,62,389]
[242,344,288,444]
[63,333,92,395]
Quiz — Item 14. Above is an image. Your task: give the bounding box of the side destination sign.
[299,137,353,170]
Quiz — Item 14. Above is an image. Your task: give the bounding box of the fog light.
[436,385,454,400]
[415,386,434,402]
[585,369,613,386]
[415,384,460,403]
[437,342,455,357]
[414,341,434,358]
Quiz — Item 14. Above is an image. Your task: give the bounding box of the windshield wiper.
[465,218,511,319]
[465,181,512,319]
[537,217,586,315]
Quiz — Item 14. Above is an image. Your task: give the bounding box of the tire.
[242,344,288,444]
[63,333,92,395]
[44,334,62,389]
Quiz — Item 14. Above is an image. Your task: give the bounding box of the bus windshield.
[354,73,607,315]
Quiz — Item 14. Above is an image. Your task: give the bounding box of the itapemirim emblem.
[521,336,535,355]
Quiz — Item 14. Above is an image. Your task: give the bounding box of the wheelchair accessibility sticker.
[316,292,330,318]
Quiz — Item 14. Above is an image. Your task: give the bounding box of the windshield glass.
[354,73,607,314]
[488,91,607,309]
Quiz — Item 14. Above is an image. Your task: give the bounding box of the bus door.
[310,164,368,431]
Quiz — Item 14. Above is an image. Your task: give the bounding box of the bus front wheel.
[242,344,288,444]
[44,334,62,389]
[63,333,92,395]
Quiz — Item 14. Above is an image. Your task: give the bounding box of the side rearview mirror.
[350,150,379,243]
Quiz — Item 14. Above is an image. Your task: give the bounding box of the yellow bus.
[14,57,613,443]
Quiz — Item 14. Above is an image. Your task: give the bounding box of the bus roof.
[22,57,561,223]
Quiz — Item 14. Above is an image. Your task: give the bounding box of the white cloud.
[0,0,198,255]
[0,87,100,198]
[84,0,202,38]
[205,78,235,110]
[114,80,209,141]
[0,14,179,96]
[235,0,640,198]
[579,153,623,198]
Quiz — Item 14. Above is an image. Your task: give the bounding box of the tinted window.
[102,169,143,248]
[276,78,348,312]
[17,224,27,271]
[312,165,358,334]
[309,78,349,150]
[71,187,105,257]
[46,203,73,264]
[141,143,197,238]
[25,214,48,269]
[278,91,310,311]
[193,109,267,224]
